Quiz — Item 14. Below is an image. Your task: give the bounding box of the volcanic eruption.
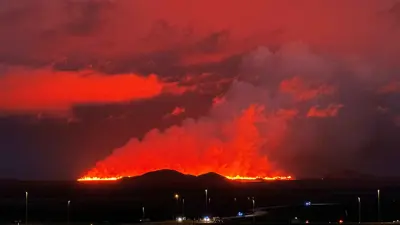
[79,102,295,181]
[78,43,352,182]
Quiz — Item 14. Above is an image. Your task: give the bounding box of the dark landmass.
[1,170,400,223]
[97,169,400,189]
[323,170,377,180]
[119,170,230,189]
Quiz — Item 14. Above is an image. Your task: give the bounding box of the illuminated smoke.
[82,42,347,179]
[170,107,185,116]
[163,106,186,119]
[279,76,335,102]
[378,82,400,94]
[307,104,344,118]
[0,67,188,115]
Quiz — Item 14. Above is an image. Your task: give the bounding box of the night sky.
[1,0,400,180]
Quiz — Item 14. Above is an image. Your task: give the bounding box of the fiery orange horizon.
[78,103,298,184]
[77,172,293,182]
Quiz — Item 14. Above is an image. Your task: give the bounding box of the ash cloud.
[236,43,400,178]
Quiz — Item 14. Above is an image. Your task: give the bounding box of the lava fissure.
[78,172,293,182]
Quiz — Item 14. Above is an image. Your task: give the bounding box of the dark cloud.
[388,1,400,23]
[64,0,114,36]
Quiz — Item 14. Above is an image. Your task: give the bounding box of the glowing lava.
[77,174,293,182]
[77,176,122,181]
[79,104,296,183]
[225,175,293,181]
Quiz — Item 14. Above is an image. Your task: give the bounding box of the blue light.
[237,212,244,217]
[305,201,311,206]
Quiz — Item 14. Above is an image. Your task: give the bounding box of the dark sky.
[1,0,400,180]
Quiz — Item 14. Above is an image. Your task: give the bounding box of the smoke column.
[83,42,380,179]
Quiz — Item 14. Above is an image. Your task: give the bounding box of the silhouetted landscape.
[1,170,400,223]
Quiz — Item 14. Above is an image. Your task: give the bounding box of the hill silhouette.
[119,169,231,188]
[197,172,230,187]
[323,170,376,180]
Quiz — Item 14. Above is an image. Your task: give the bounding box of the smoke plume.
[84,42,397,179]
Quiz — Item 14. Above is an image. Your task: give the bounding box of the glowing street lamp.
[251,197,255,224]
[358,197,361,223]
[377,189,381,223]
[247,198,255,208]
[25,192,28,225]
[174,193,180,206]
[174,194,180,216]
[253,198,256,224]
[67,200,71,225]
[205,189,208,213]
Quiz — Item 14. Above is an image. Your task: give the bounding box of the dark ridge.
[139,169,192,178]
[323,170,376,180]
[197,172,226,179]
[119,169,197,188]
[118,170,231,189]
[197,172,230,188]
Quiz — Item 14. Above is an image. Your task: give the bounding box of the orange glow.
[0,68,189,115]
[77,176,122,181]
[77,175,293,182]
[225,175,293,181]
[79,104,296,182]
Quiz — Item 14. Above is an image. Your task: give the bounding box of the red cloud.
[377,82,400,94]
[307,104,344,118]
[279,76,335,102]
[0,67,188,114]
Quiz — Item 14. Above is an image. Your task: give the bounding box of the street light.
[67,200,71,225]
[205,189,208,213]
[182,198,185,217]
[357,197,361,223]
[247,197,254,209]
[252,198,255,225]
[234,198,237,213]
[25,191,28,225]
[377,189,381,223]
[174,194,179,216]
[174,194,179,205]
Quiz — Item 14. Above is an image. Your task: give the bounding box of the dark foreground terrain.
[1,170,400,224]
